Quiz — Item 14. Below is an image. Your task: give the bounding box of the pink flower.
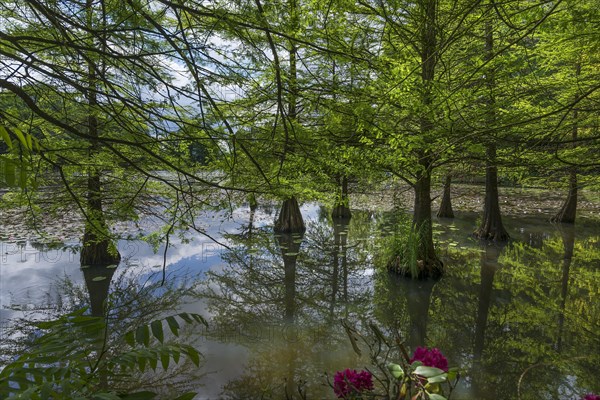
[584,394,600,400]
[410,347,448,372]
[333,369,374,398]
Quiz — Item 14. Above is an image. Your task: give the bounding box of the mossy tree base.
[390,169,444,279]
[474,221,509,242]
[274,196,305,233]
[387,256,443,280]
[80,230,121,267]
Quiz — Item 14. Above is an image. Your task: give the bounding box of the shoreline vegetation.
[1,182,599,245]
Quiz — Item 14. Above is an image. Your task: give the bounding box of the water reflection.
[555,224,575,353]
[1,206,599,399]
[203,210,374,398]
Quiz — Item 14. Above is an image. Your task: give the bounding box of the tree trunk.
[390,0,442,279]
[274,196,305,233]
[475,144,509,241]
[475,18,509,242]
[332,175,352,220]
[412,169,443,278]
[80,12,120,267]
[551,170,578,224]
[551,63,580,224]
[437,175,454,218]
[389,167,443,279]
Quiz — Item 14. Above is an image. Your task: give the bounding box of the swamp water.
[0,204,599,399]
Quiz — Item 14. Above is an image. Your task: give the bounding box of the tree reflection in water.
[203,209,374,399]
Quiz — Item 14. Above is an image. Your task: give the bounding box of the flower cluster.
[333,369,374,398]
[410,347,448,372]
[584,394,600,400]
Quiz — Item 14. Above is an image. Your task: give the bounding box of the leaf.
[414,366,445,378]
[427,374,447,383]
[125,331,135,347]
[166,316,180,336]
[93,393,122,400]
[151,320,164,343]
[388,363,405,379]
[184,346,200,367]
[137,355,146,372]
[92,276,107,282]
[135,325,150,347]
[148,353,158,371]
[0,125,12,148]
[119,391,158,399]
[12,127,29,150]
[191,313,208,327]
[428,394,447,400]
[171,349,181,364]
[160,353,170,370]
[178,313,193,323]
[447,368,459,381]
[173,393,197,400]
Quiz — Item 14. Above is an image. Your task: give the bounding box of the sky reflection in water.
[1,204,599,399]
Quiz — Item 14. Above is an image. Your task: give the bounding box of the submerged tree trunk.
[389,0,442,279]
[551,63,580,224]
[551,170,578,224]
[389,168,443,279]
[437,175,454,218]
[412,169,444,278]
[80,173,121,266]
[332,175,352,220]
[80,20,120,267]
[475,143,509,241]
[274,196,305,233]
[475,18,509,242]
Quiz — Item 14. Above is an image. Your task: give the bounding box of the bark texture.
[274,196,305,233]
[437,175,454,218]
[551,63,580,224]
[551,170,578,224]
[474,144,509,241]
[474,19,509,242]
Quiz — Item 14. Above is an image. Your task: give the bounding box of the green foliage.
[379,209,429,278]
[0,308,207,399]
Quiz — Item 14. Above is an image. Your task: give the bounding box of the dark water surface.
[1,204,599,399]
